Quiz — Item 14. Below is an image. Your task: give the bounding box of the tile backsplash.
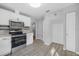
[0,30,9,35]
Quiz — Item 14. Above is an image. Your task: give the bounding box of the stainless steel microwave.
[9,20,24,30]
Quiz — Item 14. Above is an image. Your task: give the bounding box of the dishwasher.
[0,36,11,56]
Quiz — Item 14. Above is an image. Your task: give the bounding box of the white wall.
[43,4,79,53]
[43,10,65,45]
[52,24,64,44]
[75,4,79,52]
[43,15,53,45]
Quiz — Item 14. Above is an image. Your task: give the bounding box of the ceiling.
[0,3,74,19]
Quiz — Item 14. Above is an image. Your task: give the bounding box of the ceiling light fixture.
[29,3,42,8]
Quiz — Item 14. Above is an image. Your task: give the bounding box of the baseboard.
[44,42,51,46]
[76,52,79,55]
[63,47,66,50]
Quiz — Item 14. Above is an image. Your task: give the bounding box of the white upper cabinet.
[0,9,10,25]
[0,9,17,25]
[19,15,31,27]
[0,9,31,26]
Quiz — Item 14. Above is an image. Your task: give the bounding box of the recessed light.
[29,3,42,8]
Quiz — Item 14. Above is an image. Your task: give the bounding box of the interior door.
[66,12,76,52]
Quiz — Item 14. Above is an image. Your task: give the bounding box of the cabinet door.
[19,15,31,26]
[0,37,11,56]
[0,9,9,25]
[0,9,16,25]
[27,33,33,45]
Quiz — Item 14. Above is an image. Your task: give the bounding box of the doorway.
[66,12,76,52]
[32,23,36,41]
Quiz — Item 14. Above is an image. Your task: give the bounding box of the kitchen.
[0,5,33,55]
[0,3,79,56]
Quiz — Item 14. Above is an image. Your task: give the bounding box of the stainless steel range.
[10,31,26,48]
[9,20,26,53]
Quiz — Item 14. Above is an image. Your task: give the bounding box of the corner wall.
[43,4,77,48]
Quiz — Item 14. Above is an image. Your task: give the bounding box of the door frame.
[65,12,76,52]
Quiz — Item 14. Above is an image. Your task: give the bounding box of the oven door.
[12,35,26,48]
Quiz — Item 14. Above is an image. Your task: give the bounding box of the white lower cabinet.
[0,36,11,56]
[26,33,33,45]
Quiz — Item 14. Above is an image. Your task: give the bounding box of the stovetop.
[12,33,26,37]
[9,31,23,35]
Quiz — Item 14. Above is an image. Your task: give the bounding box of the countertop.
[0,29,33,38]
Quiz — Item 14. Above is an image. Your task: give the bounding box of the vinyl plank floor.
[11,39,78,56]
